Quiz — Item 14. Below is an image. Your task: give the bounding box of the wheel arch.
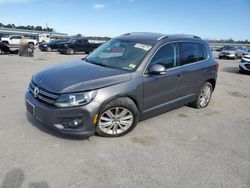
[97,94,141,116]
[2,41,9,44]
[206,78,216,90]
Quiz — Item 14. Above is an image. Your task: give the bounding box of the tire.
[96,97,139,137]
[234,54,238,60]
[190,82,213,109]
[0,49,2,55]
[67,48,74,55]
[46,47,52,52]
[28,43,34,48]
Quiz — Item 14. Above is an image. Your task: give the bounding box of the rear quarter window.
[180,42,207,65]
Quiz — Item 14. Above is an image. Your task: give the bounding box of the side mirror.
[149,64,166,75]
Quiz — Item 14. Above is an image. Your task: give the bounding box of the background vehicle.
[57,38,102,55]
[239,54,250,74]
[219,46,248,59]
[39,39,69,52]
[1,35,37,48]
[26,33,218,138]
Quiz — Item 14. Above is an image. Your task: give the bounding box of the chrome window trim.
[143,41,210,76]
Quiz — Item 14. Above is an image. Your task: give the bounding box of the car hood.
[32,60,131,93]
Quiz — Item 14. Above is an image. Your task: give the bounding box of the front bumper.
[239,63,250,73]
[25,91,99,137]
[219,53,235,59]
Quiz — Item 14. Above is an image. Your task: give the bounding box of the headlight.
[43,45,47,47]
[55,91,97,107]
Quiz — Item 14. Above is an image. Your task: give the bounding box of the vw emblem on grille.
[33,87,40,98]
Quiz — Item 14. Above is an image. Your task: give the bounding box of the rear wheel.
[190,82,213,109]
[28,43,34,48]
[96,97,139,137]
[46,47,52,52]
[67,48,74,55]
[234,54,238,60]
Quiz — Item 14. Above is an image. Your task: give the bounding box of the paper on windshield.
[134,43,152,51]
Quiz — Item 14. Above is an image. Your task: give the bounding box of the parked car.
[57,38,101,55]
[1,35,37,48]
[39,39,69,52]
[25,33,218,138]
[219,46,248,59]
[239,54,250,74]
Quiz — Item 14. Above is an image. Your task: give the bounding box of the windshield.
[86,39,152,71]
[223,46,236,51]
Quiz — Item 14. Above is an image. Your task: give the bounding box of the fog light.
[69,119,82,128]
[54,124,64,129]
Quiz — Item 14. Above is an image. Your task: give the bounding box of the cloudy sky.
[0,0,249,40]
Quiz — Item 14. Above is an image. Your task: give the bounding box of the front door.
[143,42,188,112]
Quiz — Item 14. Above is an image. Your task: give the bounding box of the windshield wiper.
[85,58,110,68]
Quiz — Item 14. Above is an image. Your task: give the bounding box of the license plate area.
[26,100,35,116]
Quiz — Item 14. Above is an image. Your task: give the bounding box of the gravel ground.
[0,50,249,188]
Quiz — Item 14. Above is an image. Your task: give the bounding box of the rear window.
[180,42,207,65]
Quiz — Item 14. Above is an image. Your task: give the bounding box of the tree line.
[0,23,53,32]
[207,38,249,44]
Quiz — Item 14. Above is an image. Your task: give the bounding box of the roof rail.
[156,34,201,41]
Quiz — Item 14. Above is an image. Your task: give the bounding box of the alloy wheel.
[199,85,212,107]
[98,107,134,135]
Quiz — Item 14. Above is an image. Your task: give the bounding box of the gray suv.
[25,33,218,138]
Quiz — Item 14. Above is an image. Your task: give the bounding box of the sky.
[0,0,249,40]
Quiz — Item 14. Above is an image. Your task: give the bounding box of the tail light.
[215,61,219,69]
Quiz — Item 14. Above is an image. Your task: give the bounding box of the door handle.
[176,74,182,78]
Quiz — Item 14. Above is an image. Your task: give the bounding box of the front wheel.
[190,82,213,109]
[96,97,139,137]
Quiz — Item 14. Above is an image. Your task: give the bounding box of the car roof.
[115,32,202,44]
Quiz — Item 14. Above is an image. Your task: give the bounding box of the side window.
[150,43,179,69]
[180,42,198,65]
[197,43,207,61]
[10,36,17,40]
[181,42,207,65]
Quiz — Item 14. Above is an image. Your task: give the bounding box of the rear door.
[179,42,209,95]
[143,42,188,112]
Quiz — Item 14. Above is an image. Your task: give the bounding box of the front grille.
[29,80,59,105]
